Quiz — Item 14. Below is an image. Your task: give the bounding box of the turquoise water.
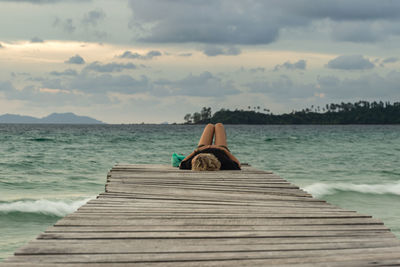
[0,124,399,260]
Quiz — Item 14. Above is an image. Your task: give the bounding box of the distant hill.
[0,112,104,124]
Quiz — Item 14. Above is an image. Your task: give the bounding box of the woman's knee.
[205,123,215,130]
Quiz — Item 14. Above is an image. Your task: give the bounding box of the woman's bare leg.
[214,123,228,149]
[197,124,214,147]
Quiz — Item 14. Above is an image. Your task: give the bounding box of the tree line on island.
[184,101,400,124]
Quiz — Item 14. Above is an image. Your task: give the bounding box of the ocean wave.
[28,138,54,142]
[0,198,93,217]
[264,136,299,142]
[303,182,400,198]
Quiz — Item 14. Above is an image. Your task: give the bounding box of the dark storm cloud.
[154,71,240,97]
[128,0,305,44]
[285,0,400,21]
[65,54,85,65]
[49,69,78,76]
[202,46,241,57]
[30,37,44,43]
[117,50,162,60]
[83,62,137,73]
[327,55,374,70]
[81,9,106,27]
[128,0,400,45]
[274,60,307,71]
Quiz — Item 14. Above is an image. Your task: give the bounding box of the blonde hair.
[191,153,221,171]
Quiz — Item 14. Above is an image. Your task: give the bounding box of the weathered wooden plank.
[15,239,400,255]
[4,257,400,267]
[83,203,341,210]
[68,213,366,221]
[76,207,354,213]
[105,183,310,197]
[109,168,272,176]
[107,180,297,189]
[37,230,395,240]
[45,224,391,232]
[87,198,336,208]
[104,186,315,200]
[5,246,400,263]
[97,193,328,204]
[54,217,385,226]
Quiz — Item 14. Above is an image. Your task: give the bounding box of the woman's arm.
[180,145,209,163]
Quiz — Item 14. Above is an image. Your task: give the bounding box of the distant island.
[0,112,104,124]
[184,101,400,124]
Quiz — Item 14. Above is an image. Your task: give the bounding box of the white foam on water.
[303,182,400,198]
[0,197,93,216]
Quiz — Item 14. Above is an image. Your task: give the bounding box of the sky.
[0,0,400,123]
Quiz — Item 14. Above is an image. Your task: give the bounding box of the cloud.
[117,50,162,60]
[326,55,374,70]
[30,37,44,43]
[83,62,137,73]
[178,53,192,57]
[53,17,76,33]
[154,71,240,97]
[246,75,316,100]
[0,81,15,92]
[69,73,150,94]
[52,10,107,39]
[81,9,106,27]
[202,45,241,57]
[382,57,399,64]
[285,1,400,21]
[249,67,265,73]
[317,71,400,99]
[238,67,265,73]
[331,21,385,43]
[0,0,90,3]
[274,60,307,71]
[3,72,149,105]
[49,69,78,76]
[127,1,400,45]
[0,80,92,106]
[246,70,400,101]
[65,54,85,65]
[128,0,307,45]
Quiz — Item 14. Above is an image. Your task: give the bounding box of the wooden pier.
[2,164,400,266]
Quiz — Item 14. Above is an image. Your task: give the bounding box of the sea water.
[0,124,399,260]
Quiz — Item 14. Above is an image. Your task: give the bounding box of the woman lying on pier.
[179,123,241,171]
